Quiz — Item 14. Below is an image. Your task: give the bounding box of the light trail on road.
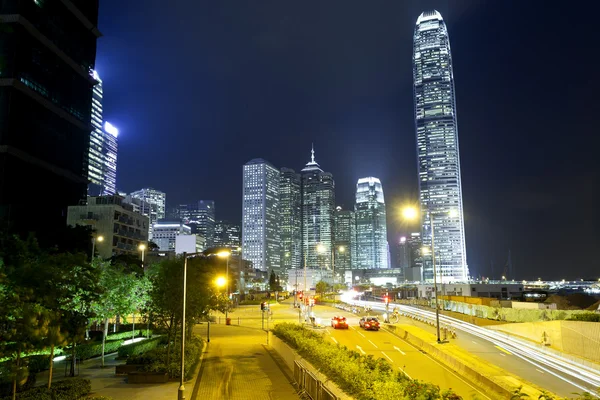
[357,300,600,397]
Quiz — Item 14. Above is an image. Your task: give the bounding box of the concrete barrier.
[268,332,352,400]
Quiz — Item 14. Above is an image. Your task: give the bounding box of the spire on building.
[302,144,322,172]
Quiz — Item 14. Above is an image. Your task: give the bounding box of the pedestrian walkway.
[192,323,299,400]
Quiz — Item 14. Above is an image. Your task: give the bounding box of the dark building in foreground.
[0,0,101,237]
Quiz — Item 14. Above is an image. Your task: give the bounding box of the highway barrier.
[268,331,352,400]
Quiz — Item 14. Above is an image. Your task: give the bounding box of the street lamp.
[91,235,104,261]
[402,206,444,344]
[178,251,204,400]
[217,251,231,320]
[138,244,146,269]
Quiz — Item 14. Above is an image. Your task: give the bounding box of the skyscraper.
[334,206,355,272]
[242,159,280,272]
[301,147,335,269]
[176,201,216,246]
[214,220,241,253]
[88,70,105,196]
[413,10,468,282]
[354,177,388,269]
[102,121,118,195]
[0,0,101,236]
[130,188,166,240]
[279,168,302,271]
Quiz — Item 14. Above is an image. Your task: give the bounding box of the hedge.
[117,337,162,358]
[567,313,600,322]
[106,329,152,341]
[74,339,124,360]
[273,323,459,400]
[0,378,91,400]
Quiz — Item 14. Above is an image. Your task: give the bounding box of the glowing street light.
[91,235,104,261]
[138,244,146,268]
[217,251,232,320]
[216,276,227,287]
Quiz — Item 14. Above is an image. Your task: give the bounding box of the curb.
[189,341,209,399]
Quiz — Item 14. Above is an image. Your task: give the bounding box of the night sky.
[95,1,599,280]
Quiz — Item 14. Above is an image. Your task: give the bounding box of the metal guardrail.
[294,361,337,400]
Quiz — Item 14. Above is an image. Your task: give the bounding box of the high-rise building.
[242,159,280,272]
[301,147,335,269]
[175,201,216,246]
[102,121,118,195]
[334,206,355,272]
[279,168,302,271]
[413,10,468,282]
[214,220,241,253]
[398,233,423,281]
[354,177,388,269]
[129,188,166,239]
[0,0,101,236]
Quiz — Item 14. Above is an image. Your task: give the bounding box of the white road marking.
[357,331,366,338]
[398,367,412,380]
[393,346,406,355]
[536,369,545,374]
[356,345,366,355]
[330,337,338,344]
[381,351,394,362]
[499,353,506,357]
[472,340,478,344]
[368,340,378,348]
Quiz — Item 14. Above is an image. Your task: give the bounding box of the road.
[357,300,600,398]
[273,302,490,399]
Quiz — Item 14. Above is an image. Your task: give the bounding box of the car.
[359,316,380,331]
[331,316,349,329]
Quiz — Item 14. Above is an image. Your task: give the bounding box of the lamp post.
[138,244,146,270]
[402,207,444,344]
[217,251,231,320]
[91,235,104,261]
[178,251,203,400]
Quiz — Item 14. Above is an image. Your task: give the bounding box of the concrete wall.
[488,321,600,364]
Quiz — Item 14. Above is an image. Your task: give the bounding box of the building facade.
[102,121,118,195]
[354,177,388,269]
[213,220,241,254]
[152,221,191,252]
[334,206,355,272]
[67,195,148,259]
[129,188,166,239]
[175,201,216,246]
[0,0,101,237]
[242,159,280,272]
[301,148,335,270]
[279,167,302,271]
[413,10,468,282]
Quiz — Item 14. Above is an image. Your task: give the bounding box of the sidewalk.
[192,323,299,400]
[35,347,200,399]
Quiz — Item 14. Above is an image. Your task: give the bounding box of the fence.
[294,361,337,400]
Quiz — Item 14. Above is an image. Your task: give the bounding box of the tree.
[269,270,277,292]
[316,280,330,297]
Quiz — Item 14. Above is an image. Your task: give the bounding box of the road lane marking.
[536,369,545,374]
[325,329,331,335]
[330,337,338,344]
[356,345,366,355]
[494,345,512,355]
[398,367,412,380]
[368,340,378,348]
[357,331,366,338]
[381,351,394,363]
[472,340,478,344]
[393,346,406,355]
[499,353,506,357]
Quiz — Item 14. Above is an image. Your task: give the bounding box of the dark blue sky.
[95,1,599,280]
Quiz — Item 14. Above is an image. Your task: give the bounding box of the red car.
[359,316,380,331]
[331,316,349,329]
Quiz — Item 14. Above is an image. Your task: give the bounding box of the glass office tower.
[354,177,388,269]
[413,10,468,282]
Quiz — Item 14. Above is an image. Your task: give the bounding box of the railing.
[294,361,337,400]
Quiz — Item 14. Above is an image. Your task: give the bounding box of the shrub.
[272,323,459,400]
[568,313,600,322]
[74,339,124,360]
[25,355,50,373]
[0,378,91,400]
[117,337,162,358]
[107,329,153,341]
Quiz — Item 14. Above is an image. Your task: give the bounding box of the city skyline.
[96,1,600,280]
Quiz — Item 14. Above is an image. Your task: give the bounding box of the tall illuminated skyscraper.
[279,168,301,271]
[334,206,355,272]
[102,121,118,195]
[413,10,468,281]
[301,147,335,270]
[354,177,388,269]
[242,159,280,272]
[130,188,166,240]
